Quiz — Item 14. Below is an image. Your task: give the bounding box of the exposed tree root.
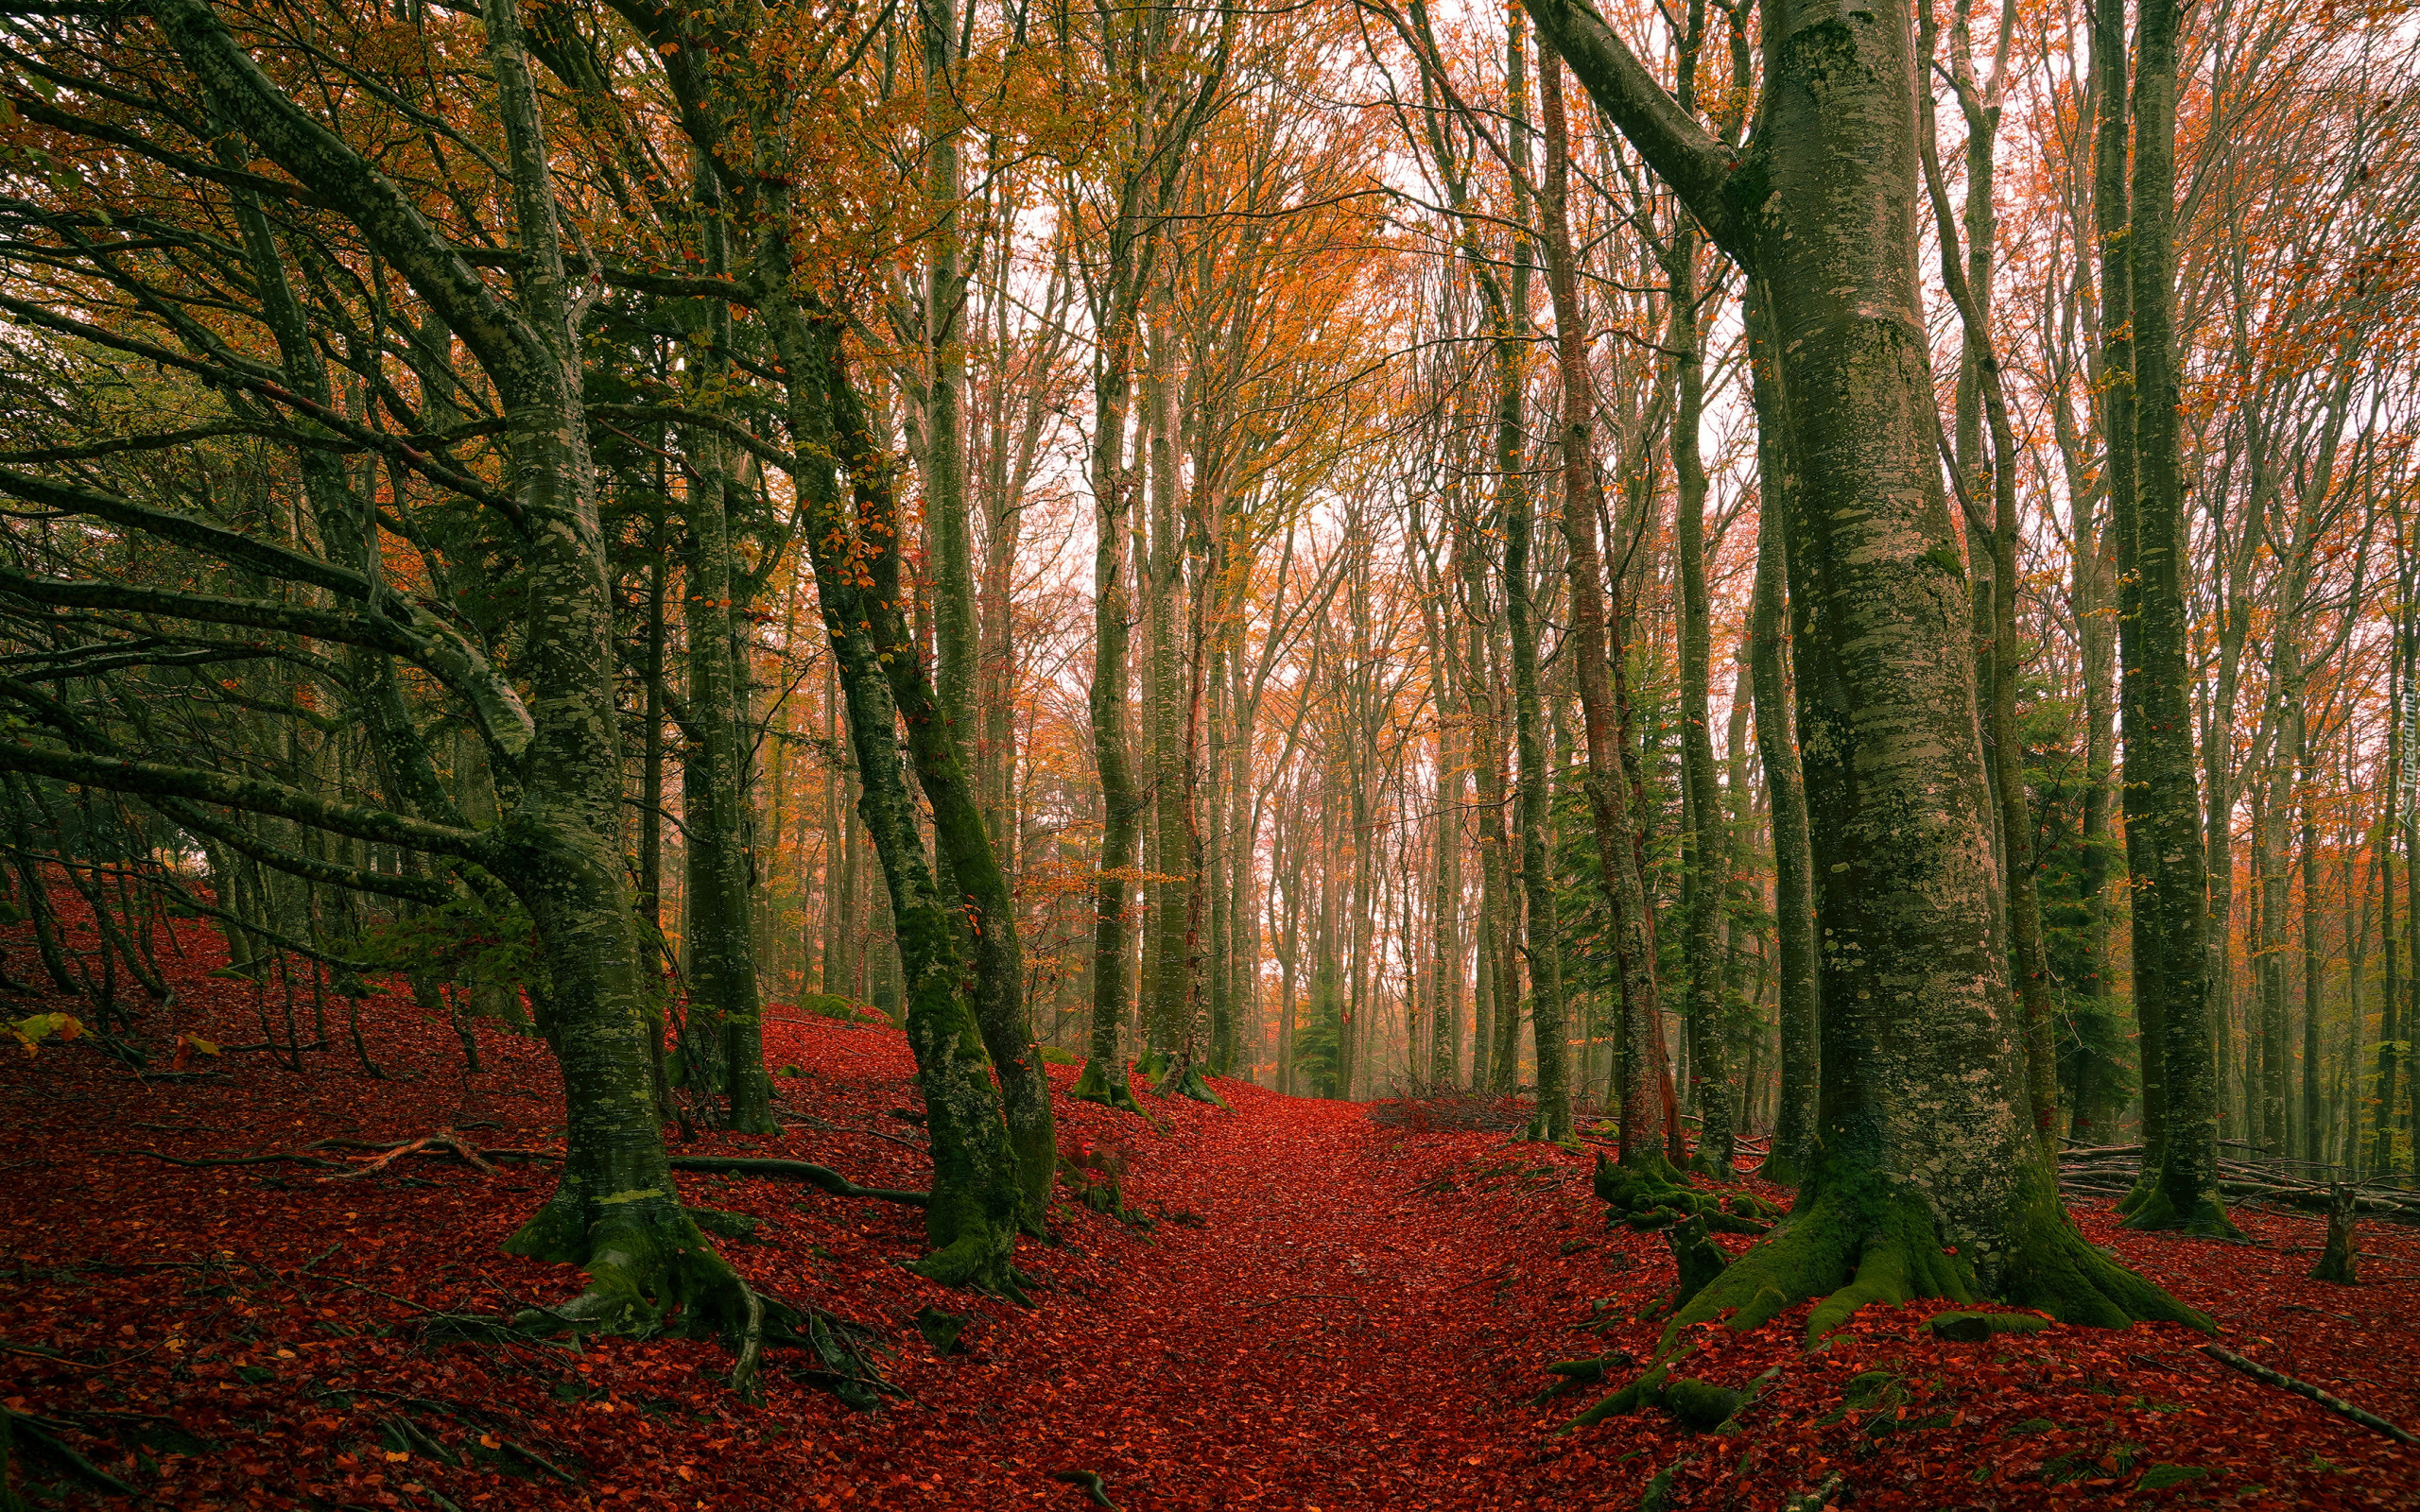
[322,1129,501,1179]
[1638,1453,1696,1512]
[651,1155,928,1208]
[1562,1364,1763,1435]
[139,1130,935,1210]
[1051,1469,1124,1509]
[1927,1310,2049,1342]
[124,1148,345,1171]
[1667,1215,1729,1311]
[2200,1344,2419,1447]
[492,1194,894,1405]
[7,1407,140,1499]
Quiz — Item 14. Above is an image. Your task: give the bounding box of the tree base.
[1649,1165,2207,1354]
[2118,1180,2242,1240]
[1755,1150,1809,1189]
[2311,1186,2359,1285]
[1685,1146,1735,1180]
[1153,1057,1231,1108]
[1072,1057,1149,1116]
[1564,1161,2208,1432]
[500,1191,777,1395]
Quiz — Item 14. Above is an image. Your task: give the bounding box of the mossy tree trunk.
[2121,0,2235,1234]
[1525,0,2207,1335]
[2089,0,2163,1187]
[679,364,774,1131]
[770,314,1024,1287]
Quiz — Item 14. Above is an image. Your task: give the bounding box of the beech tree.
[1520,0,2207,1331]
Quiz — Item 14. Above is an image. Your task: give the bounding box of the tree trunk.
[1744,326,1818,1186]
[2299,721,2323,1162]
[1539,57,1672,1165]
[1664,129,1733,1177]
[2091,0,2164,1194]
[2123,0,2235,1234]
[1527,0,2206,1331]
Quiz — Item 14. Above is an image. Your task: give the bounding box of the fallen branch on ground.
[2198,1344,2419,1447]
[132,1132,930,1209]
[122,1148,345,1170]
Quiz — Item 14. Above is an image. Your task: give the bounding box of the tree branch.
[1516,0,1753,264]
[0,741,491,862]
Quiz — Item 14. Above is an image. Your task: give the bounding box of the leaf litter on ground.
[0,904,2415,1510]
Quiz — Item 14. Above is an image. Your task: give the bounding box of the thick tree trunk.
[1527,0,2205,1333]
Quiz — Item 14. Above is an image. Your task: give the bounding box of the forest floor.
[3,913,2418,1511]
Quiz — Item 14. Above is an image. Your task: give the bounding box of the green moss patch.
[2137,1464,2209,1491]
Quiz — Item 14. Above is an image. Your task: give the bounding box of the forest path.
[967,1083,1601,1511]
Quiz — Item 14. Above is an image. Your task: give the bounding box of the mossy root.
[1564,1365,1750,1435]
[1654,1163,2206,1353]
[497,1198,891,1398]
[1927,1310,2050,1342]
